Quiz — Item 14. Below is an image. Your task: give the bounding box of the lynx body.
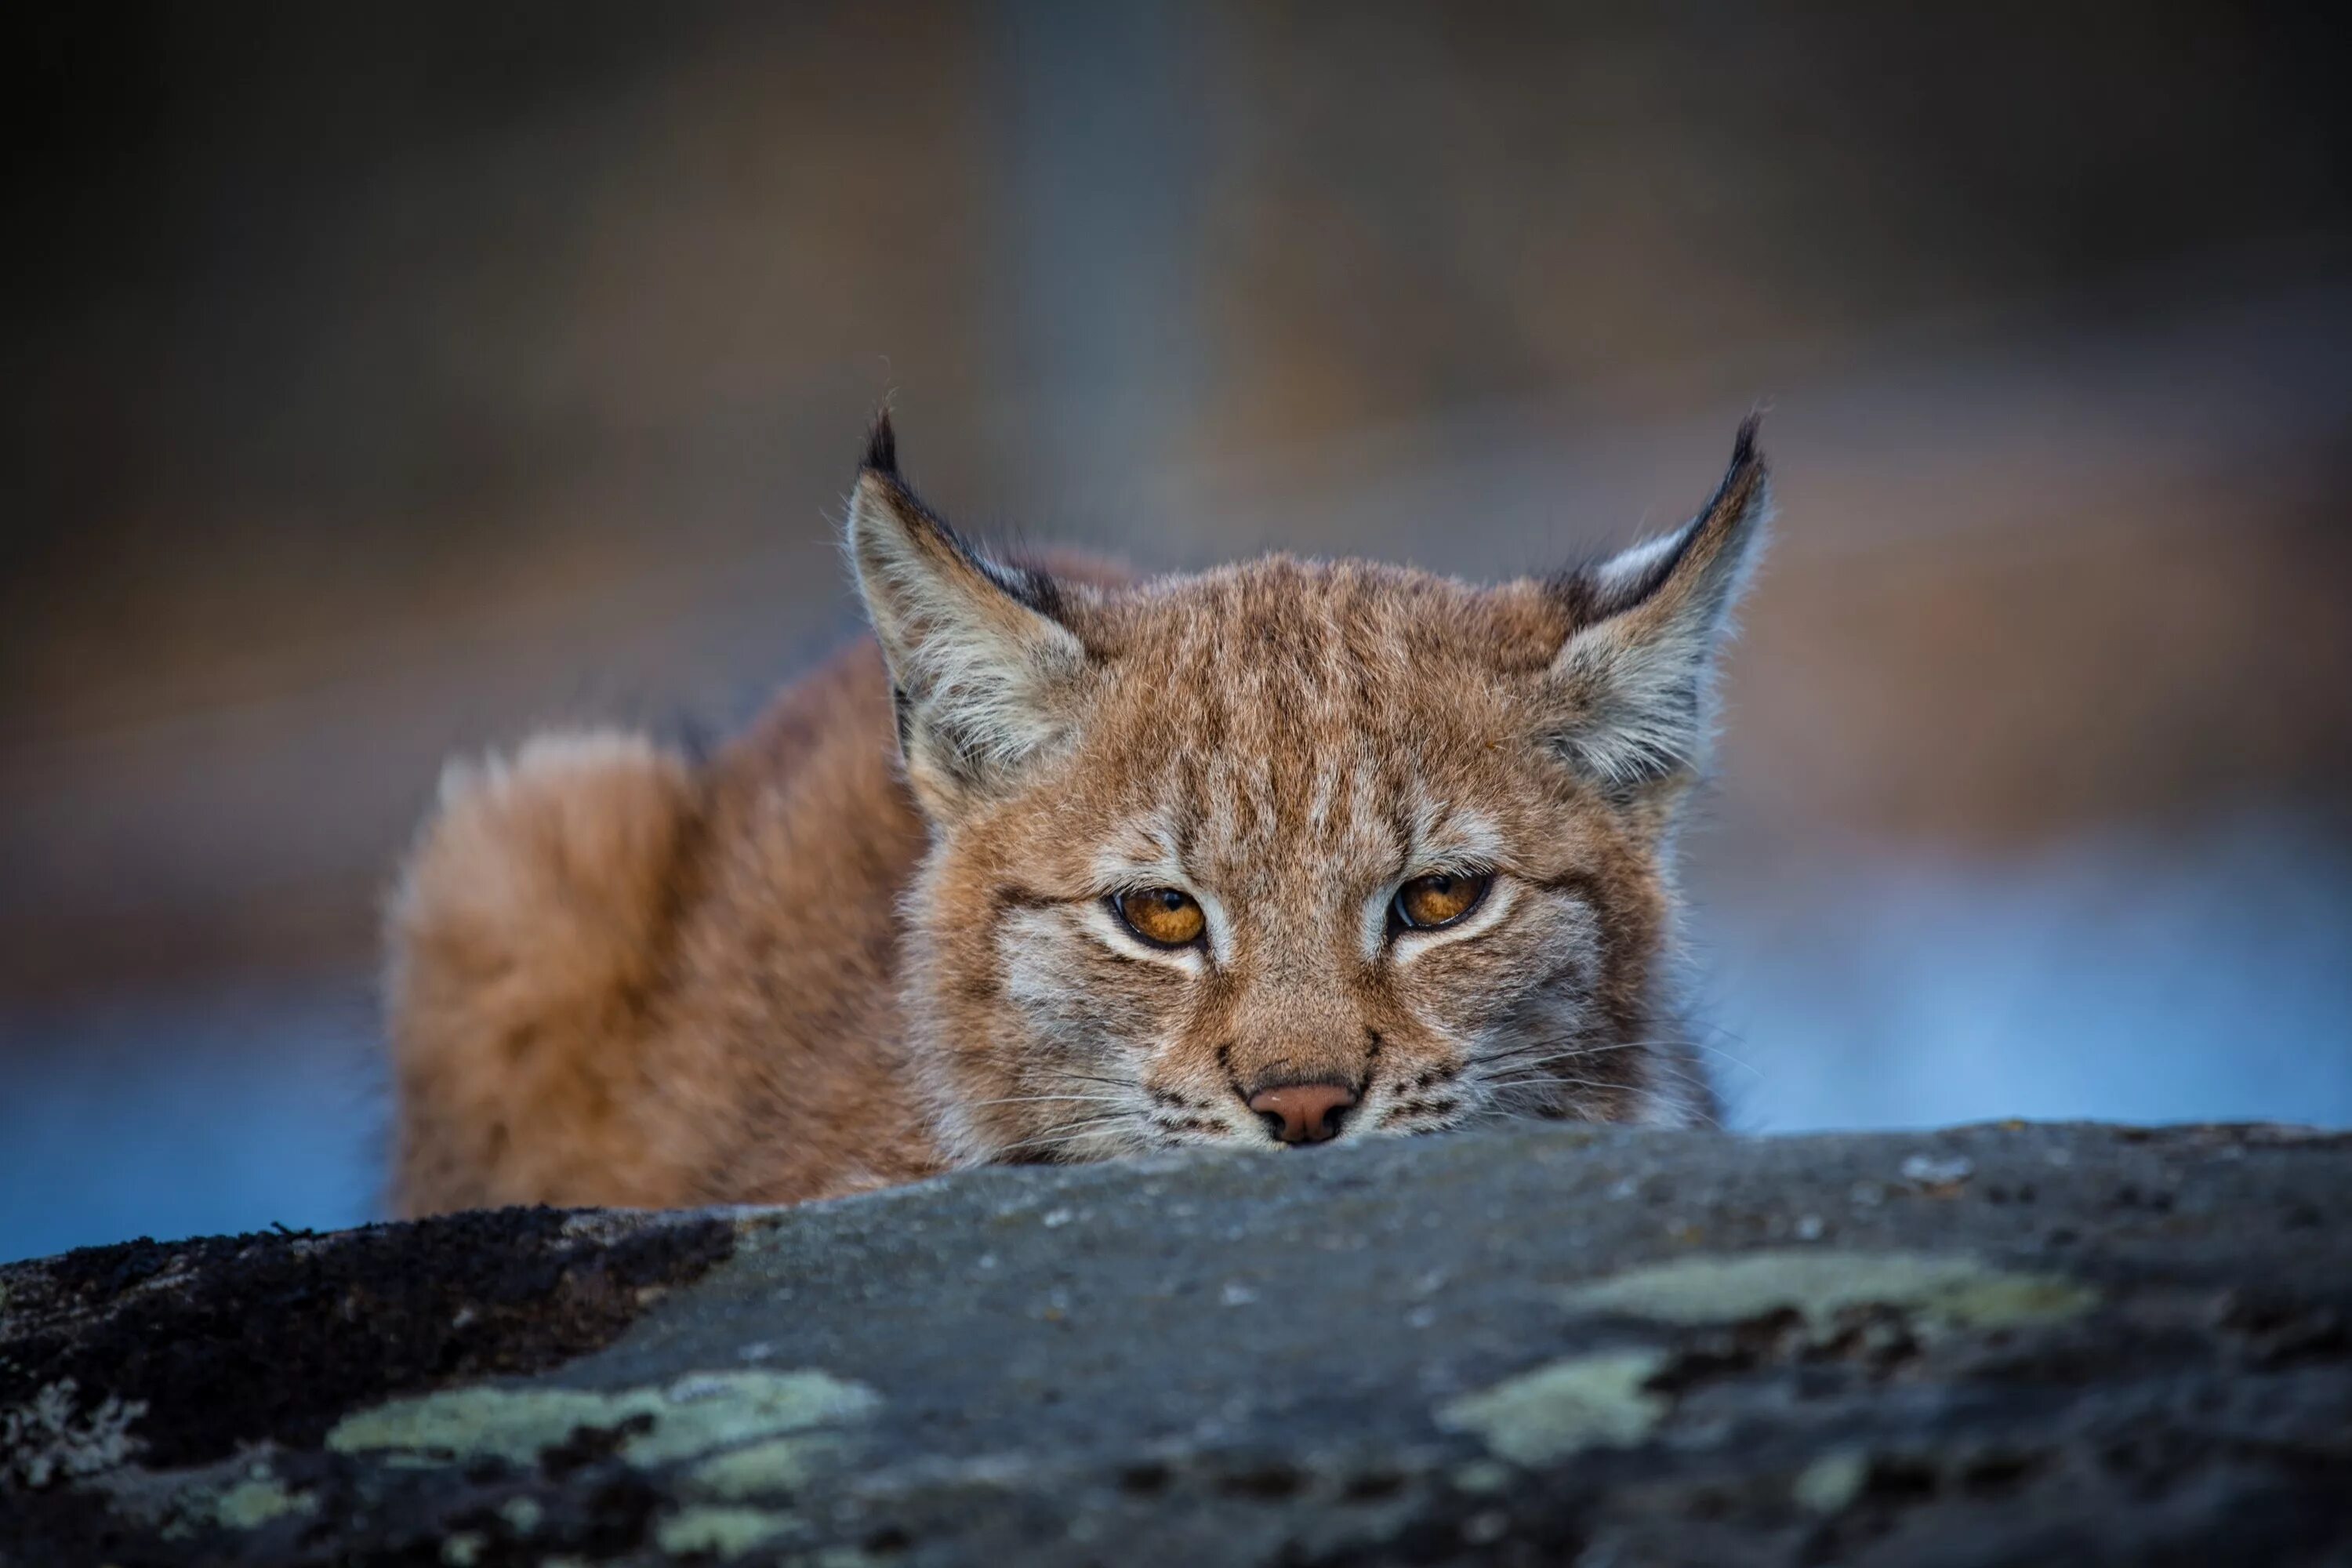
[387,418,1769,1215]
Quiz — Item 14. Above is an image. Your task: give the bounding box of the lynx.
[386,415,1769,1216]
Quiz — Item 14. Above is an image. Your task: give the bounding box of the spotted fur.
[386,416,1769,1215]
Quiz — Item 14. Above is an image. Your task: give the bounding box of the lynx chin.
[385,413,1770,1216]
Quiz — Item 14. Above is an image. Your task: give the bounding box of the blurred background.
[5,2,2349,1262]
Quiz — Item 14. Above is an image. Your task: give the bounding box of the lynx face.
[851,419,1767,1166]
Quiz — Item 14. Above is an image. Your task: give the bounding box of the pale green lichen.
[212,1474,318,1530]
[1793,1449,1871,1513]
[633,1371,877,1467]
[1559,1250,2096,1334]
[499,1495,545,1533]
[653,1504,799,1559]
[329,1385,634,1466]
[326,1369,878,1471]
[1436,1348,1670,1465]
[688,1433,847,1499]
[1448,1459,1517,1494]
[0,1379,148,1487]
[441,1530,485,1566]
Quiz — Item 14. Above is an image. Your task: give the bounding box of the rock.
[2,1123,2348,1566]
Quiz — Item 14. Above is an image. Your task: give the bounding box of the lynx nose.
[1248,1082,1358,1145]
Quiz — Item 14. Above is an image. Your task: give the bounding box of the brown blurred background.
[5,2,2350,1261]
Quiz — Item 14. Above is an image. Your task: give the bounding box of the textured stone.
[3,1123,2349,1565]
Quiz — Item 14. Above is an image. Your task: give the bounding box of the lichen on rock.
[325,1367,879,1471]
[1558,1247,2099,1333]
[688,1432,850,1498]
[209,1472,318,1530]
[0,1377,147,1488]
[653,1504,802,1559]
[1436,1348,1671,1465]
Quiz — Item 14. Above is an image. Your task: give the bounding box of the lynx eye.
[1392,871,1491,932]
[1114,887,1207,949]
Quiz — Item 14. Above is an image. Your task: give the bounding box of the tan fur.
[387,417,1768,1216]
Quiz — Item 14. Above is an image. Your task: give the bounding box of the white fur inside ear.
[1551,611,1720,788]
[1588,525,1690,608]
[849,474,1087,787]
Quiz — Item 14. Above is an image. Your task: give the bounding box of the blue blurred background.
[5,2,2349,1262]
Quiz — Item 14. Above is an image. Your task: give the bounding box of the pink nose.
[1248,1082,1358,1145]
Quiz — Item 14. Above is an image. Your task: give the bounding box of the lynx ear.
[848,414,1091,815]
[1544,419,1770,792]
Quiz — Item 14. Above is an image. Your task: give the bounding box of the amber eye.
[1392,871,1492,932]
[1115,887,1207,949]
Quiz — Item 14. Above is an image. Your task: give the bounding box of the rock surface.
[3,1123,2349,1566]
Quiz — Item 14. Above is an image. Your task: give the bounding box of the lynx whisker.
[992,1113,1146,1160]
[1472,1073,1629,1094]
[1038,1067,1151,1094]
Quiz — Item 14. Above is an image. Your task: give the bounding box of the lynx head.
[848,415,1767,1165]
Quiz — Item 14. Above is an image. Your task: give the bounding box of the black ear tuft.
[1729,412,1760,470]
[1538,416,1772,793]
[862,408,898,477]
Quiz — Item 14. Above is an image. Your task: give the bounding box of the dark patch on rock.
[0,1483,141,1568]
[0,1206,733,1469]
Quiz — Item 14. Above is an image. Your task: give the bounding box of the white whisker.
[965,1093,1134,1109]
[993,1112,1142,1160]
[1474,1071,1627,1091]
